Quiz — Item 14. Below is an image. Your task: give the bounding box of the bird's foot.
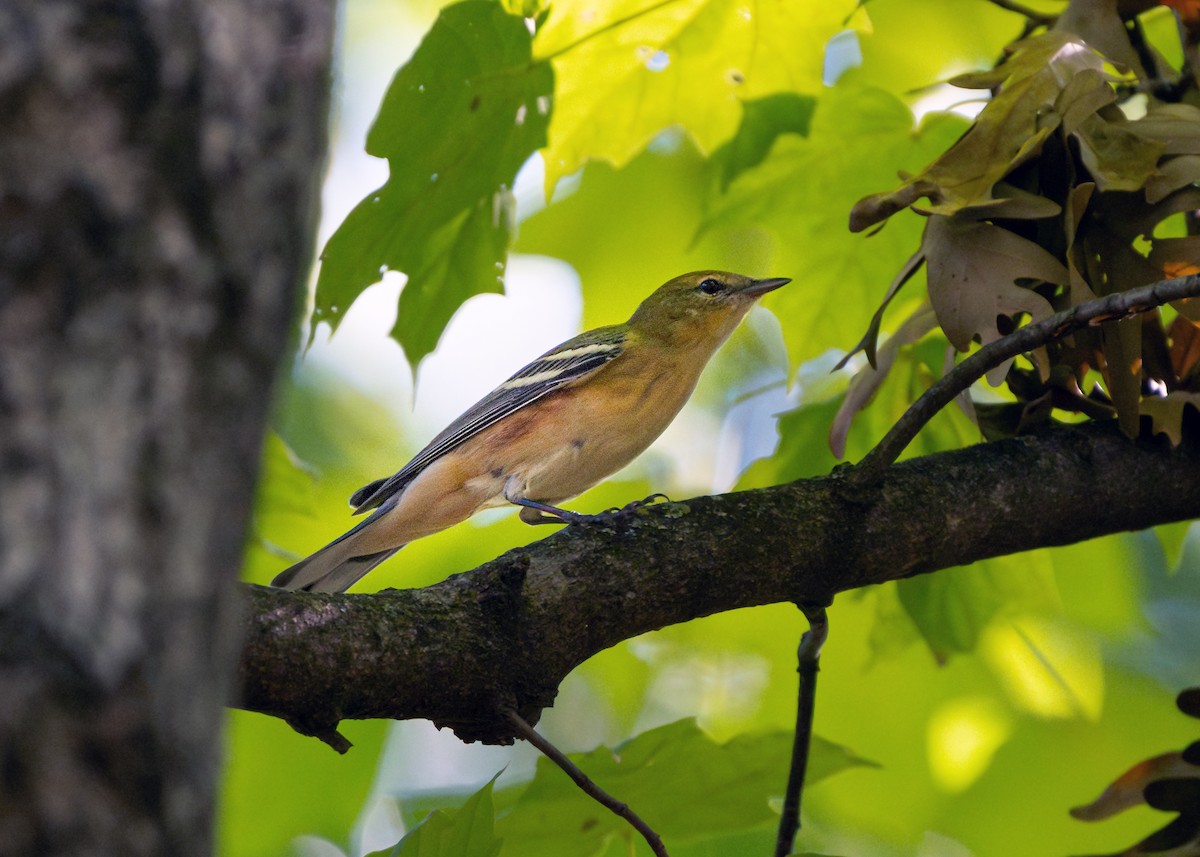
[598,493,671,518]
[516,499,591,526]
[514,493,671,527]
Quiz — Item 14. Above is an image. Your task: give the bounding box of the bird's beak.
[740,277,791,297]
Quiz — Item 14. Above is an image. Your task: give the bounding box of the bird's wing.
[349,325,629,513]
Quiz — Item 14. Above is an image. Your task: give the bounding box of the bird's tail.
[270,526,404,594]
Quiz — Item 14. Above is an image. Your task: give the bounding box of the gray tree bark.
[0,2,334,855]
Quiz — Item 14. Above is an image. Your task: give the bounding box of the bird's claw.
[598,493,671,517]
[520,493,671,527]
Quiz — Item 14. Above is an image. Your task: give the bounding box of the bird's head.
[628,271,790,348]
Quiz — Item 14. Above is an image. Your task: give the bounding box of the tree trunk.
[0,2,333,855]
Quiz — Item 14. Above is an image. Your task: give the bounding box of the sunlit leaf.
[534,0,854,190]
[850,0,1023,97]
[926,696,1013,792]
[982,616,1104,720]
[316,1,553,367]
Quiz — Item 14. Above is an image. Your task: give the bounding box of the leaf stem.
[856,273,1200,479]
[505,708,670,857]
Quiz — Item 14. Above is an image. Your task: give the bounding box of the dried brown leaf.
[1072,688,1200,856]
[1142,391,1200,444]
[1058,68,1118,135]
[1076,112,1166,192]
[837,249,926,371]
[1130,104,1200,156]
[1145,156,1200,205]
[1169,315,1200,380]
[850,33,1103,231]
[1053,0,1147,77]
[923,217,1064,383]
[1071,753,1198,822]
[1100,316,1143,437]
[1065,182,1100,304]
[829,305,938,459]
[1149,238,1200,280]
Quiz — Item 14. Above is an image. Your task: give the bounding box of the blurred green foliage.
[224,1,1200,856]
[366,777,502,857]
[396,719,873,856]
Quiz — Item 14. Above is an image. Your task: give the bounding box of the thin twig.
[856,273,1200,480]
[983,0,1055,25]
[774,603,830,857]
[505,708,670,857]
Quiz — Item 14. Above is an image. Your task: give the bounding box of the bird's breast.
[486,349,703,504]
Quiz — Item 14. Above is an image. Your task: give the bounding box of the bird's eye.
[698,278,724,296]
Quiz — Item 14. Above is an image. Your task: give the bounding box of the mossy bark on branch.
[236,421,1200,747]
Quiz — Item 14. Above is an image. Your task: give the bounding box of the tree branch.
[858,273,1200,477]
[982,0,1055,25]
[235,420,1200,746]
[774,604,828,857]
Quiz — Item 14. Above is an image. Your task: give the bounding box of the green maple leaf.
[315,1,553,368]
[534,0,853,191]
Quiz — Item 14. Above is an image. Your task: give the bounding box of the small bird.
[271,270,789,593]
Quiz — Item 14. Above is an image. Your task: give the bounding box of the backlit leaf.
[705,83,969,371]
[534,0,854,191]
[1155,520,1195,574]
[898,552,1060,662]
[711,92,816,192]
[316,1,553,368]
[247,431,319,560]
[736,397,844,489]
